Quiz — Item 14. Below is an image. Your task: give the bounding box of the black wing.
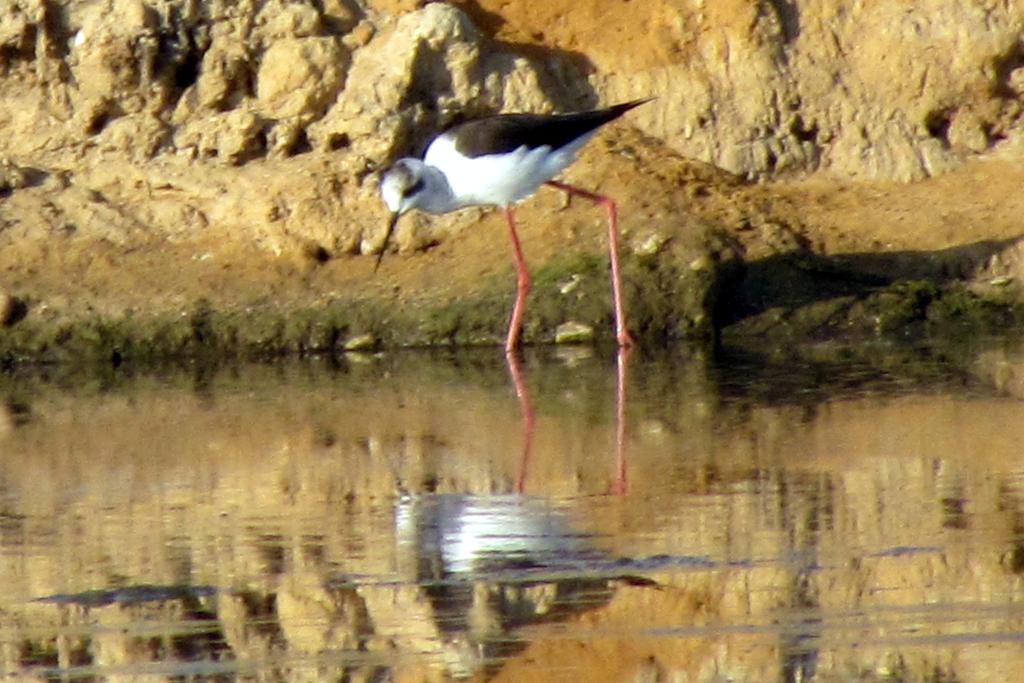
[450,99,651,159]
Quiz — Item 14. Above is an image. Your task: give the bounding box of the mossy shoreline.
[0,254,1020,369]
[0,250,718,366]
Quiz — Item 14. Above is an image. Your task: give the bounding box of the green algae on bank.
[720,278,1024,345]
[0,247,721,364]
[1,237,1021,365]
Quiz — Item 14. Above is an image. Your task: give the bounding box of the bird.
[377,99,651,352]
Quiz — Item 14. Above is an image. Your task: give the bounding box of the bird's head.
[376,159,429,271]
[380,158,429,216]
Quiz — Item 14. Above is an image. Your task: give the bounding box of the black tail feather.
[451,98,653,158]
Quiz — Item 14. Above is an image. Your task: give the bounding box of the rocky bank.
[0,0,1023,360]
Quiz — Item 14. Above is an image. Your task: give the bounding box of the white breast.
[424,132,595,208]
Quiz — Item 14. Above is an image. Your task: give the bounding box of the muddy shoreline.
[2,149,1022,367]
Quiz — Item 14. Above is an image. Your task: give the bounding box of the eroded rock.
[256,37,349,154]
[307,3,576,165]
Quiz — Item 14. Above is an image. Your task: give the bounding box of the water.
[2,339,1024,681]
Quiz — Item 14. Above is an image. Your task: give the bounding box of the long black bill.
[374,212,400,273]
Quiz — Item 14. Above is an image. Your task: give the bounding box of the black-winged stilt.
[378,99,650,351]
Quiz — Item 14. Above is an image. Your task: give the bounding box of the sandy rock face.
[0,1,592,254]
[308,3,582,168]
[792,0,1024,180]
[3,1,1022,180]
[0,0,45,63]
[460,0,1024,180]
[1,1,1021,179]
[256,38,346,119]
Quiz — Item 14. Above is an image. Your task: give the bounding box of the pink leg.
[504,207,531,352]
[545,181,634,347]
[505,350,536,494]
[610,345,632,495]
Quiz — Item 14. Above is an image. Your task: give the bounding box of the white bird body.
[421,130,597,210]
[395,494,597,576]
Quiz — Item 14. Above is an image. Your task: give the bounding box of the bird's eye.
[402,178,425,198]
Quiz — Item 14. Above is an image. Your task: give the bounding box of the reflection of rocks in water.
[0,399,30,438]
[25,584,224,674]
[394,494,616,678]
[25,583,372,678]
[972,338,1024,399]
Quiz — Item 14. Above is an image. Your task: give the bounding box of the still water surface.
[2,340,1024,681]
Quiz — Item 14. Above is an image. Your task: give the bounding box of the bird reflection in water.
[391,347,633,677]
[393,493,617,678]
[508,347,631,494]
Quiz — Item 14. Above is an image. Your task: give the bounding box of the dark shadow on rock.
[765,0,801,44]
[483,37,599,111]
[16,167,49,189]
[387,34,597,165]
[717,236,1024,329]
[451,0,599,89]
[436,0,600,116]
[1,296,28,327]
[376,3,604,172]
[0,167,49,199]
